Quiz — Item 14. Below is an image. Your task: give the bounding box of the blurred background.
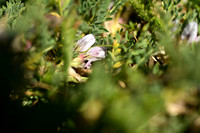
[1,0,200,133]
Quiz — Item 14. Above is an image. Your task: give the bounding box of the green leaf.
[106,17,113,21]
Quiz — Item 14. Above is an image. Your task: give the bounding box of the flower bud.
[74,34,96,52]
[181,21,198,43]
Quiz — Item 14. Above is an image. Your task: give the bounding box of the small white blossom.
[74,34,96,52]
[84,46,106,68]
[72,34,106,69]
[86,47,106,59]
[181,21,199,43]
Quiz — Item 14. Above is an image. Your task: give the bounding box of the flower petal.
[84,46,106,69]
[75,34,96,52]
[181,21,198,43]
[86,46,106,60]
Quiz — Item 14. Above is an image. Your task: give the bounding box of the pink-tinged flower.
[84,46,106,68]
[74,34,96,52]
[181,21,200,43]
[71,34,106,69]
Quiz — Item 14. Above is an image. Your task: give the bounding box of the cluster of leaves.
[1,0,200,133]
[77,0,127,37]
[0,0,25,27]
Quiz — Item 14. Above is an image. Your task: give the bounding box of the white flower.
[72,34,106,69]
[181,21,199,43]
[74,34,96,52]
[86,46,106,59]
[84,46,106,69]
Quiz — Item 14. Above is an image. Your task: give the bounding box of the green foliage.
[2,0,200,133]
[77,0,127,36]
[0,0,25,27]
[161,0,185,21]
[129,0,153,21]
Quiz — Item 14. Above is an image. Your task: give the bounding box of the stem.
[58,0,63,17]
